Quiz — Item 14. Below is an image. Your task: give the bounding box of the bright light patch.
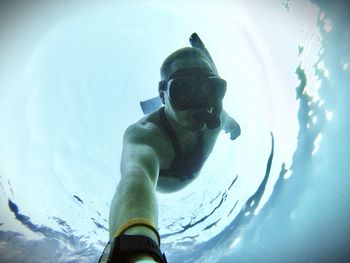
[326,110,333,121]
[283,169,292,179]
[324,69,330,78]
[323,19,333,32]
[317,60,325,70]
[312,133,322,155]
[343,62,349,71]
[313,94,321,102]
[320,12,333,32]
[315,79,321,89]
[229,237,241,250]
[317,61,330,79]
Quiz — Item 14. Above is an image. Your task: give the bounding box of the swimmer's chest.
[157,128,219,171]
[143,112,220,171]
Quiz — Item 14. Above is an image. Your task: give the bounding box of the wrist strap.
[114,218,160,245]
[107,234,167,263]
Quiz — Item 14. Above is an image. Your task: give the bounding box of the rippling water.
[0,0,349,262]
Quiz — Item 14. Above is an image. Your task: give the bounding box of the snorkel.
[188,33,223,129]
[189,33,218,75]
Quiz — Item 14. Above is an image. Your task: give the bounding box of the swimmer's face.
[164,66,223,132]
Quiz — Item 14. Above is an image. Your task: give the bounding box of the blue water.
[0,1,349,262]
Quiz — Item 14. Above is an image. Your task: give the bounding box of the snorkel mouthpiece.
[192,102,222,129]
[193,112,221,129]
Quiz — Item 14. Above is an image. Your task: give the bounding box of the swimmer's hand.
[224,118,241,140]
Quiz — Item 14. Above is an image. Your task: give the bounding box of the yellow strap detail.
[114,218,160,245]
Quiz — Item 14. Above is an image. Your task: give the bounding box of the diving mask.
[161,76,227,111]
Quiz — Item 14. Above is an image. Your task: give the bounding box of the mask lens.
[168,77,197,110]
[168,77,226,110]
[191,78,226,108]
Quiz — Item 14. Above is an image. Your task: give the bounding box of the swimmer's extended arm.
[221,110,241,140]
[109,124,162,262]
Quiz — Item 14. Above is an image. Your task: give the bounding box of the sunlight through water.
[0,0,349,262]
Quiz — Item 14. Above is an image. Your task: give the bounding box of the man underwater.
[100,33,241,262]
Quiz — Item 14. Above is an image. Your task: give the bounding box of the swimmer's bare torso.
[125,106,231,193]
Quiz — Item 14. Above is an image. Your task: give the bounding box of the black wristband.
[107,234,167,263]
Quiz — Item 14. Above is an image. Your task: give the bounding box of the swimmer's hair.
[160,47,215,81]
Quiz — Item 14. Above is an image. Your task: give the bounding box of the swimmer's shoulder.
[123,110,172,166]
[123,110,164,145]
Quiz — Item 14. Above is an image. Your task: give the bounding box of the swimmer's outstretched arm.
[221,110,241,140]
[109,124,161,262]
